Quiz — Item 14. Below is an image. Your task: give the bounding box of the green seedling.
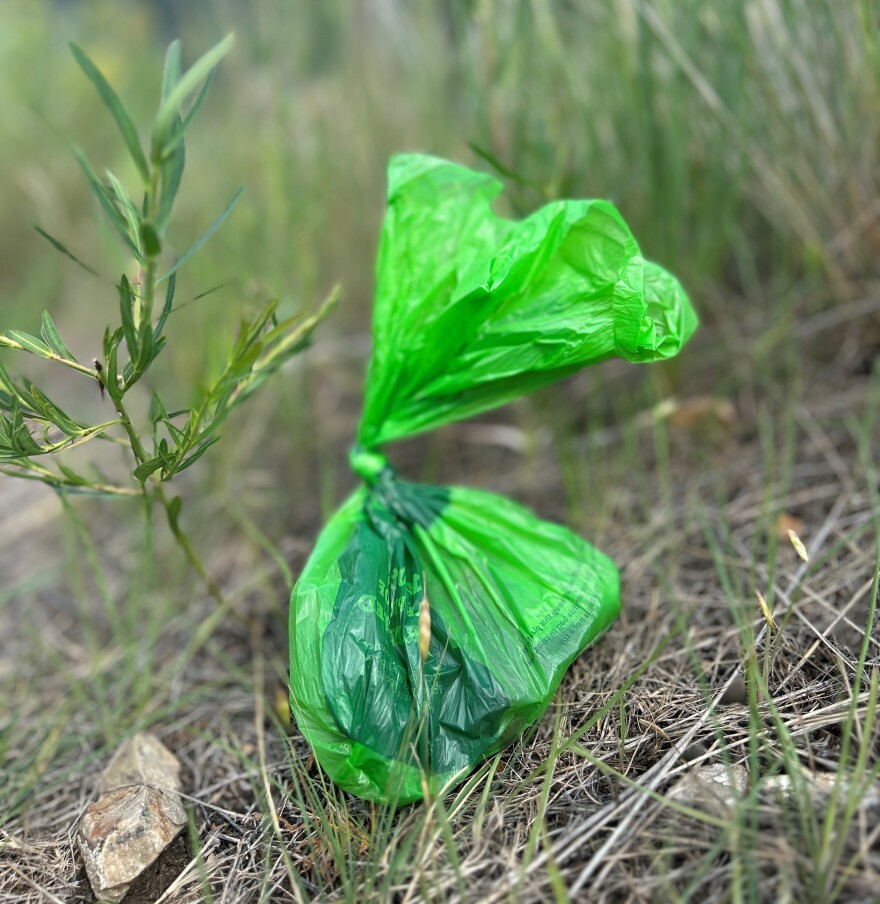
[0,37,336,606]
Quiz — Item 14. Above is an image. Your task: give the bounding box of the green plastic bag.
[290,154,697,804]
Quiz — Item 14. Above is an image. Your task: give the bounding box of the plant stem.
[0,339,101,379]
[156,483,226,607]
[0,463,140,496]
[108,392,150,465]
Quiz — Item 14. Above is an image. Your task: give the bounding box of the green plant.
[0,36,336,606]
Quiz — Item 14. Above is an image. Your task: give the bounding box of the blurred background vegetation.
[1,0,878,545]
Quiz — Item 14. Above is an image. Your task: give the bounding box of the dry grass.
[2,307,879,903]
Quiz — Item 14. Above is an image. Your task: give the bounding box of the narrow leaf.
[13,428,44,457]
[69,42,150,183]
[161,40,183,103]
[149,391,168,425]
[147,334,166,367]
[175,434,221,474]
[3,331,53,359]
[159,67,216,159]
[105,328,122,402]
[158,186,243,281]
[118,275,138,358]
[34,227,101,277]
[156,139,185,229]
[152,34,234,157]
[28,386,83,436]
[133,457,167,481]
[105,170,143,255]
[0,360,15,394]
[134,320,153,373]
[58,464,89,486]
[40,312,77,361]
[12,380,42,414]
[161,415,185,446]
[8,401,42,456]
[72,146,143,261]
[154,273,176,339]
[103,325,122,361]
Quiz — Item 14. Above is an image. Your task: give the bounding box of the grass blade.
[467,142,543,191]
[69,42,150,183]
[158,186,243,281]
[33,226,100,277]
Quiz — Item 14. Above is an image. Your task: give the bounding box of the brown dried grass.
[1,313,879,903]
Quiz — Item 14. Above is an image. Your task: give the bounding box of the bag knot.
[349,446,391,485]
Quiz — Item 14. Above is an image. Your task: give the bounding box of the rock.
[762,770,880,808]
[101,732,184,795]
[667,763,749,816]
[78,733,186,904]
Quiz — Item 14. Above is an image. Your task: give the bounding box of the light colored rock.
[101,732,183,795]
[763,770,880,808]
[77,733,186,903]
[667,763,749,816]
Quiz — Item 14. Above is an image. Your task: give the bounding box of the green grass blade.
[33,226,101,278]
[158,186,243,281]
[69,42,150,183]
[467,141,543,191]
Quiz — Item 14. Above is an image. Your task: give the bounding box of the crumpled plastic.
[289,154,697,804]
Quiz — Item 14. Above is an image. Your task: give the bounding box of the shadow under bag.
[290,154,698,804]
